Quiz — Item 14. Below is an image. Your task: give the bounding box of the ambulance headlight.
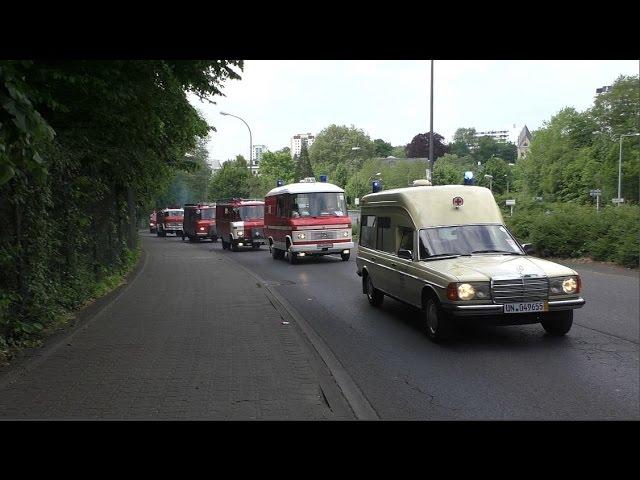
[296,233,306,240]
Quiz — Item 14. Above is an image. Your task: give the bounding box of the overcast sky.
[189,60,639,163]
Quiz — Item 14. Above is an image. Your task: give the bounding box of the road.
[200,236,639,420]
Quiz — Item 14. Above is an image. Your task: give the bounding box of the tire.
[341,252,350,261]
[271,244,284,260]
[541,311,573,336]
[364,273,384,307]
[287,249,297,265]
[231,236,239,252]
[252,244,260,249]
[423,297,454,342]
[212,236,218,243]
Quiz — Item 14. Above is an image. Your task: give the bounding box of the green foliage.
[506,203,639,267]
[373,138,393,157]
[209,156,251,199]
[433,157,464,185]
[294,144,314,181]
[0,60,242,360]
[258,150,296,184]
[309,124,374,173]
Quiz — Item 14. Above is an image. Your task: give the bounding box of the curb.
[220,249,379,421]
[0,248,148,389]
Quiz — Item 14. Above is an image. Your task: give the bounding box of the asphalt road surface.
[189,235,639,420]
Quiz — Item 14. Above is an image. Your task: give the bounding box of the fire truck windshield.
[291,192,347,217]
[165,210,183,217]
[236,205,264,219]
[200,208,215,219]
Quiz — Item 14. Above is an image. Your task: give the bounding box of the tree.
[473,136,517,165]
[390,146,406,158]
[405,132,449,159]
[433,158,464,185]
[209,156,251,199]
[258,150,296,184]
[478,157,511,194]
[373,138,393,157]
[294,144,314,180]
[308,124,374,172]
[450,127,477,157]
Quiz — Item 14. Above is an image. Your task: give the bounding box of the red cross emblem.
[453,196,464,207]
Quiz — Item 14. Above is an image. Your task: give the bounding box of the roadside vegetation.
[0,60,243,363]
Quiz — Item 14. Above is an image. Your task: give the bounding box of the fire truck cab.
[216,199,266,252]
[182,203,217,242]
[156,208,184,237]
[264,177,353,264]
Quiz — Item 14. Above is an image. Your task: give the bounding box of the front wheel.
[541,311,573,336]
[231,237,239,252]
[423,297,454,342]
[212,235,218,243]
[287,249,297,265]
[341,252,350,261]
[365,274,384,307]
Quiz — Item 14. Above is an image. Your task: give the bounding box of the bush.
[505,203,639,267]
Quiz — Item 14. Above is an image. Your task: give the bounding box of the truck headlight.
[550,276,580,295]
[343,231,350,237]
[236,231,244,237]
[296,233,306,240]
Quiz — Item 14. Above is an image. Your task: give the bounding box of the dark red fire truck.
[156,207,184,237]
[216,199,266,251]
[182,203,217,242]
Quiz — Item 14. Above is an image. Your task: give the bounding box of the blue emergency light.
[372,180,383,193]
[463,171,475,185]
[276,179,284,187]
[319,175,328,182]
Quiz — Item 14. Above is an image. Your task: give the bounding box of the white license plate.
[317,243,333,249]
[504,301,548,314]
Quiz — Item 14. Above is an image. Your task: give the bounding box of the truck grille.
[491,276,549,303]
[298,229,350,241]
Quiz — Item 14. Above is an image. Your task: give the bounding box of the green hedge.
[505,203,639,267]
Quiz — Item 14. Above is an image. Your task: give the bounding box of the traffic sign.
[589,189,602,196]
[612,198,624,203]
[354,198,359,206]
[506,199,516,206]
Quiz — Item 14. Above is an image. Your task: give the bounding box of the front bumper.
[290,241,354,254]
[442,297,585,317]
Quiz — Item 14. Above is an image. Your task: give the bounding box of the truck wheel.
[541,311,573,336]
[364,273,384,307]
[423,297,454,342]
[287,250,297,264]
[231,236,239,252]
[212,236,218,243]
[341,252,350,261]
[252,244,260,249]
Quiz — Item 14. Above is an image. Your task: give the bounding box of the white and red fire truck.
[216,199,266,251]
[156,207,184,237]
[264,177,354,264]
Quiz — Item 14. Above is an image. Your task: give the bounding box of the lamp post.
[220,111,252,172]
[617,133,640,206]
[428,59,434,183]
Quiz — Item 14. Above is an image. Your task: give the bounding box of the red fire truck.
[182,203,217,242]
[264,177,353,264]
[216,199,266,251]
[149,211,157,233]
[156,207,184,237]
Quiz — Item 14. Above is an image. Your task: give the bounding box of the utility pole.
[428,60,434,182]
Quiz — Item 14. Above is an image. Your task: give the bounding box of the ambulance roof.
[265,181,344,197]
[360,185,504,228]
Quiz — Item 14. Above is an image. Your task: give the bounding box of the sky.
[189,60,639,164]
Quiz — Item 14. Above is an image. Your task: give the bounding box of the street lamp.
[220,111,252,172]
[617,133,640,206]
[484,174,493,192]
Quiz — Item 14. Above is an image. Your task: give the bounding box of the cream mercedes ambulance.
[355,183,585,341]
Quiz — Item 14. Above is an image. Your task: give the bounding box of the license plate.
[317,243,333,249]
[504,301,548,314]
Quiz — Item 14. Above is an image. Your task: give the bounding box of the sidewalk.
[0,234,354,420]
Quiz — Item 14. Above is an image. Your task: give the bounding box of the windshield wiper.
[424,253,471,260]
[471,249,522,255]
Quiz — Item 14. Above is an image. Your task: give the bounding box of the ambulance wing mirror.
[397,249,413,260]
[521,243,535,255]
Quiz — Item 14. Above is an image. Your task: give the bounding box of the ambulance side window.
[360,215,377,248]
[376,217,394,253]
